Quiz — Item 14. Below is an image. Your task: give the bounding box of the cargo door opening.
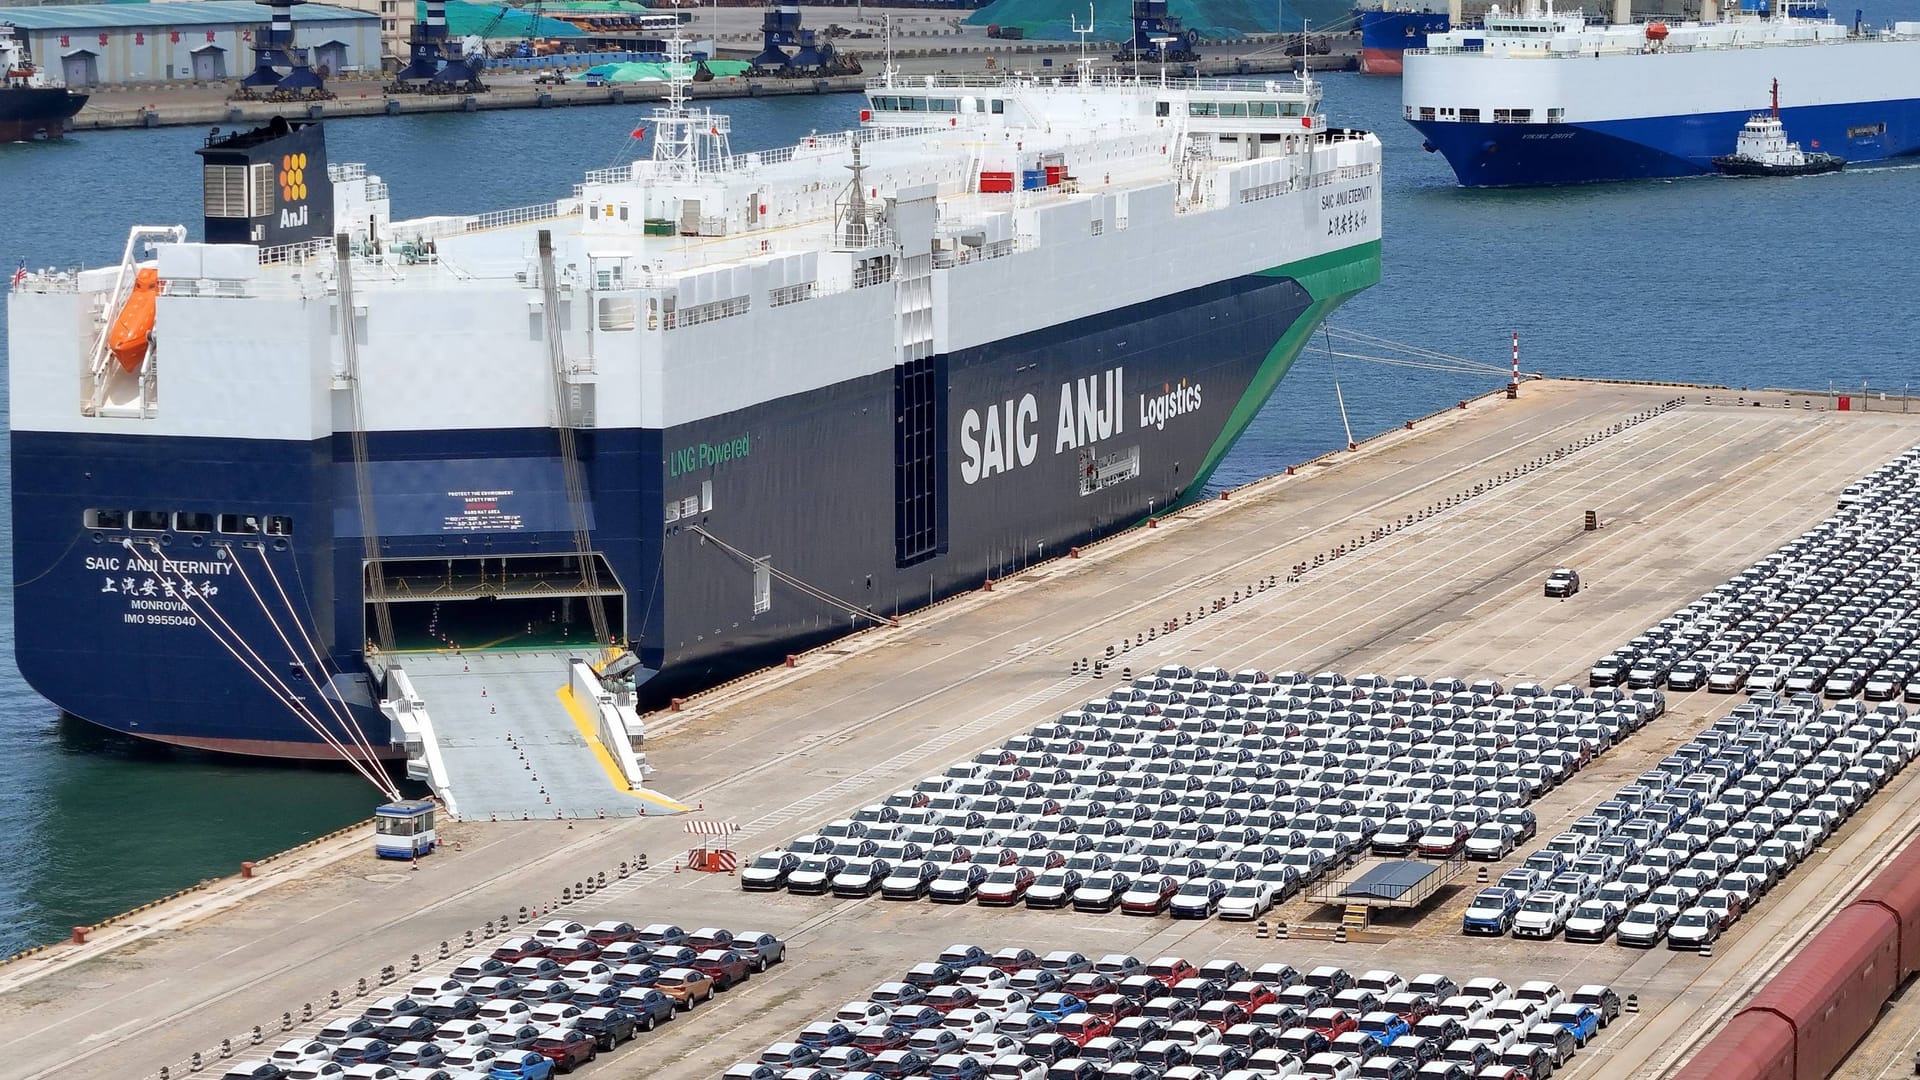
[367,554,625,653]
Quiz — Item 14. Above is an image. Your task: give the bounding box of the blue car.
[1460,887,1523,935]
[1030,992,1087,1023]
[1355,1010,1411,1046]
[1549,1003,1602,1046]
[489,1049,557,1080]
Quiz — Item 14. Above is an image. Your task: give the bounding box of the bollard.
[1275,921,1289,940]
[519,907,530,923]
[1255,920,1270,939]
[563,886,573,902]
[329,990,340,1009]
[304,1002,315,1021]
[221,1039,232,1059]
[71,925,89,945]
[190,1052,203,1072]
[638,854,649,870]
[620,862,630,878]
[465,930,475,946]
[357,977,368,996]
[1335,926,1347,944]
[440,940,450,958]
[282,1012,294,1031]
[1700,942,1713,958]
[240,861,255,879]
[1624,993,1639,1014]
[485,920,496,937]
[575,881,585,896]
[411,953,422,972]
[162,1068,171,1080]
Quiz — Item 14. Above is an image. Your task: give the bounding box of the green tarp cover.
[416,1,587,39]
[572,59,751,81]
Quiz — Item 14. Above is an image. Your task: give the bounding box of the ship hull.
[0,86,87,141]
[1404,36,1920,186]
[1357,9,1451,75]
[10,244,1380,757]
[1411,99,1920,186]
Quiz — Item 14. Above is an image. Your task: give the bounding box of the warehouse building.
[0,2,380,86]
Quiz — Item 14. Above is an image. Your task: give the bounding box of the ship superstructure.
[1,21,86,142]
[7,63,1381,759]
[1403,0,1920,185]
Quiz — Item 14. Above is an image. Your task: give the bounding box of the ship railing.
[869,71,1316,98]
[463,200,575,233]
[327,162,367,183]
[257,238,334,266]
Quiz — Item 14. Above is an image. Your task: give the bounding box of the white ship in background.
[6,58,1382,758]
[1403,0,1920,185]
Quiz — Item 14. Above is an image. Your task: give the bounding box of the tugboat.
[0,22,87,142]
[1713,79,1846,178]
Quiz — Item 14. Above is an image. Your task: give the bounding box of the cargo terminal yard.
[5,381,1920,1080]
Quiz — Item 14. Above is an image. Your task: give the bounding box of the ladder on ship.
[537,229,612,651]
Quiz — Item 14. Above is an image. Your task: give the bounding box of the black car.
[1666,661,1708,692]
[374,1017,437,1045]
[576,1006,642,1050]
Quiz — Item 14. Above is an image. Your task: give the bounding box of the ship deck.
[6,380,1920,1080]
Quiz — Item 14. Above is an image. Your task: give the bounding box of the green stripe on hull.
[1183,240,1382,499]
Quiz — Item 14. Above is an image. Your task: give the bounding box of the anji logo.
[280,152,308,202]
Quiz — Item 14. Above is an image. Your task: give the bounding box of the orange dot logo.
[280,153,306,202]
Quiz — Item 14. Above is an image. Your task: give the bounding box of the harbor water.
[4,68,1920,955]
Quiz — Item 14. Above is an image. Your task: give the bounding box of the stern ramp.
[385,650,683,820]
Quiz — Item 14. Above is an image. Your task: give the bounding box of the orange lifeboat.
[1645,22,1669,40]
[108,267,159,373]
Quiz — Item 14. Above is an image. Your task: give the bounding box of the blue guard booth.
[373,798,439,859]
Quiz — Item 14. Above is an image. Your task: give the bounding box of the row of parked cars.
[1460,688,1918,949]
[746,665,1655,921]
[1589,452,1920,701]
[721,949,1622,1080]
[219,920,787,1080]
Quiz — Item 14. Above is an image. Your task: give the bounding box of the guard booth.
[684,818,737,872]
[374,798,439,859]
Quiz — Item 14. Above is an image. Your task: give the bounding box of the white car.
[1217,880,1276,920]
[434,1020,491,1048]
[987,1055,1047,1080]
[533,919,587,942]
[438,1046,500,1080]
[269,1040,333,1069]
[476,1000,532,1025]
[956,966,1013,991]
[943,1008,1000,1037]
[1510,892,1574,940]
[962,1034,1024,1062]
[1303,1051,1360,1079]
[836,1001,890,1026]
[1512,981,1565,1013]
[1463,824,1516,861]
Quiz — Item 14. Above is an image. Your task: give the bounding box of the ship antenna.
[1070,3,1096,80]
[884,13,896,87]
[1771,76,1779,119]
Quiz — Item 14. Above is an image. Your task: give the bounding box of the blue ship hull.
[11,248,1379,757]
[1356,9,1450,74]
[1412,98,1920,186]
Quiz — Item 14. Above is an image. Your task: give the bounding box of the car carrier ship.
[1403,0,1920,186]
[6,59,1381,761]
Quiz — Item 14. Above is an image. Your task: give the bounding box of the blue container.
[1021,170,1045,190]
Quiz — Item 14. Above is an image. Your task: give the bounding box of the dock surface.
[4,380,1918,1080]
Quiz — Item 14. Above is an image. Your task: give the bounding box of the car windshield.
[1676,913,1709,926]
[1522,898,1557,912]
[751,856,784,870]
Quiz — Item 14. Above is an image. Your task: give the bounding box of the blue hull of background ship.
[10,269,1335,758]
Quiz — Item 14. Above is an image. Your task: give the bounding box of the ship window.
[1548,108,1565,123]
[204,165,248,218]
[84,508,127,530]
[264,515,293,536]
[905,97,927,112]
[174,512,214,533]
[931,98,958,112]
[598,296,637,331]
[1419,107,1436,121]
[588,205,599,220]
[991,99,1004,114]
[130,510,169,532]
[1255,102,1278,117]
[1280,101,1304,117]
[752,556,771,615]
[218,513,261,534]
[1220,102,1248,118]
[701,479,714,513]
[1188,102,1217,117]
[618,205,629,221]
[1156,101,1170,117]
[1460,107,1480,123]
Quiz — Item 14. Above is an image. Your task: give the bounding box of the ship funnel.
[1447,0,1462,25]
[1612,0,1630,22]
[196,116,335,247]
[1701,0,1717,18]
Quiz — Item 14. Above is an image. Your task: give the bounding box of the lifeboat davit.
[108,267,159,373]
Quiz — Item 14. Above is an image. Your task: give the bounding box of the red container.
[979,171,1015,193]
[1044,165,1065,186]
[1671,1011,1794,1080]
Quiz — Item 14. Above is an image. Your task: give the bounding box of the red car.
[990,948,1039,973]
[1304,1007,1356,1038]
[490,937,550,963]
[1145,958,1200,988]
[1196,1002,1249,1033]
[1054,1014,1115,1047]
[924,985,981,1013]
[1417,822,1471,857]
[1121,877,1182,916]
[977,868,1037,907]
[545,938,603,963]
[583,921,638,946]
[690,949,753,990]
[1222,982,1278,1013]
[531,1027,598,1071]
